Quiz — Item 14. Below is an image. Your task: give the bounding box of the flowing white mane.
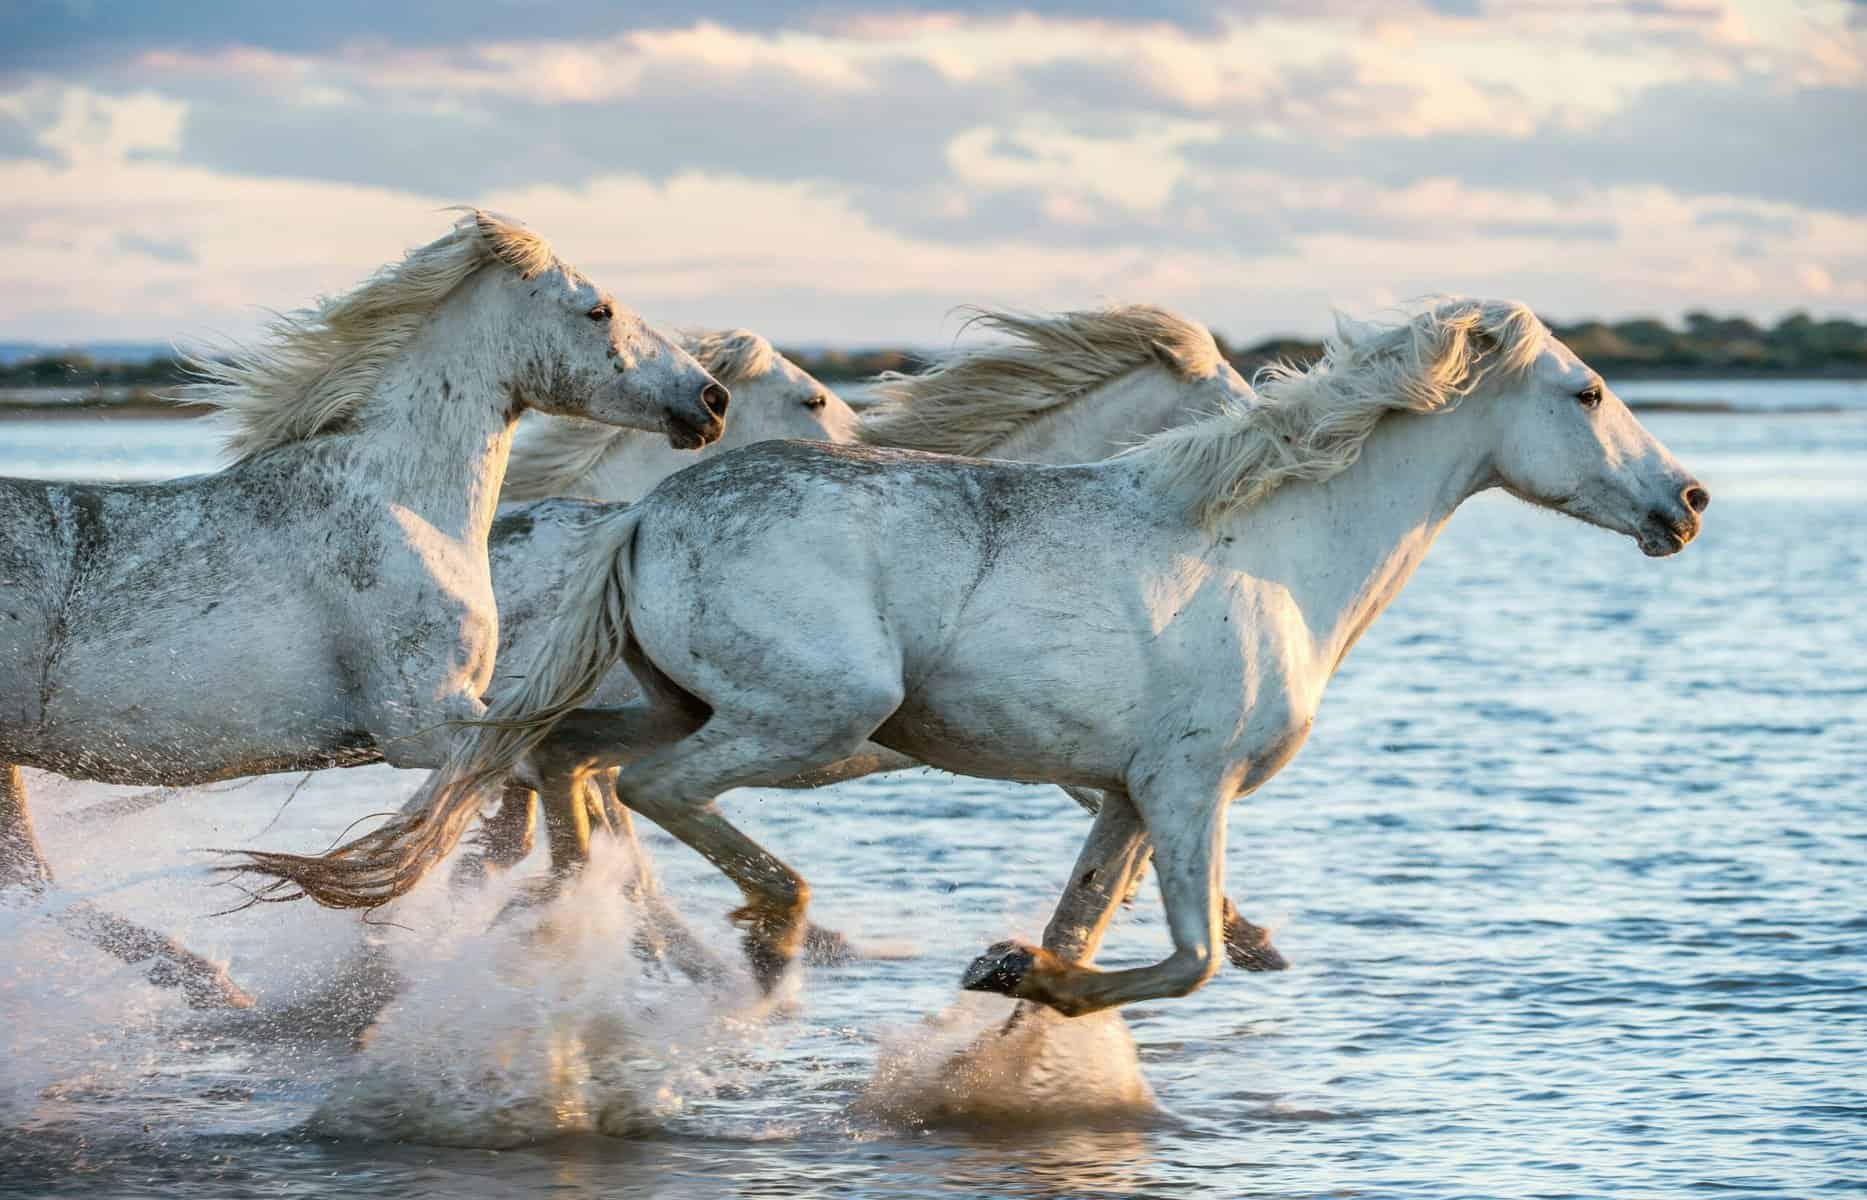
[1138,297,1549,526]
[502,328,783,501]
[175,210,561,463]
[861,304,1226,458]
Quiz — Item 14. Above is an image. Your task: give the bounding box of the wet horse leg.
[1059,785,1286,972]
[964,768,1229,1017]
[583,770,731,984]
[452,781,538,887]
[604,682,906,991]
[1039,790,1151,967]
[2,764,252,1009]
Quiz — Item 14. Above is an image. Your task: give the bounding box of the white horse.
[0,210,725,1006]
[460,309,1286,971]
[464,332,861,899]
[242,297,1710,1018]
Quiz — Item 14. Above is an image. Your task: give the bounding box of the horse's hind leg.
[2,765,252,1009]
[613,693,903,990]
[588,770,731,985]
[453,782,538,888]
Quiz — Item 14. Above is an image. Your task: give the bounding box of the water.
[2,386,1863,1197]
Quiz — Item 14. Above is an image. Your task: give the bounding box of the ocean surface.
[1,380,1863,1198]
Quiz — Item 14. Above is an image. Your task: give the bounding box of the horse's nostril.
[1684,484,1710,514]
[701,382,730,420]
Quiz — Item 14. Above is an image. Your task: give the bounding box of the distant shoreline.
[0,390,1855,422]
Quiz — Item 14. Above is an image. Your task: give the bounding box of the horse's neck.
[1223,408,1492,673]
[580,433,697,502]
[351,323,518,543]
[991,364,1240,465]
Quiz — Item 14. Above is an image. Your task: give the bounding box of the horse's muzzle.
[1638,481,1710,557]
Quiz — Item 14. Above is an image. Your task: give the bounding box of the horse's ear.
[1332,312,1381,346]
[472,210,554,278]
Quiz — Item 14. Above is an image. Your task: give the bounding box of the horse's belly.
[26,616,360,782]
[875,686,1132,790]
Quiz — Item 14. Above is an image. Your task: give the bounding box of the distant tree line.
[1214,311,1867,380]
[798,311,1867,381]
[0,352,193,389]
[4,312,1863,399]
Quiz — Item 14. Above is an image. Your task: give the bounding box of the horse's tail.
[225,505,646,910]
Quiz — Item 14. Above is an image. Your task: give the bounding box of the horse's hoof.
[1224,918,1289,972]
[741,935,795,993]
[961,939,1037,997]
[730,904,804,993]
[801,923,856,967]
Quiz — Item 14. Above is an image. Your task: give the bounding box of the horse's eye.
[1577,385,1603,410]
[803,394,827,411]
[586,302,613,321]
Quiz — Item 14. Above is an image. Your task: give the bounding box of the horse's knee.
[1162,944,1221,998]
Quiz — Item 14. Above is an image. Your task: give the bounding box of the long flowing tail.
[224,505,647,909]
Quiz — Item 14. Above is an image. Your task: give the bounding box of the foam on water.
[859,991,1158,1128]
[309,844,777,1148]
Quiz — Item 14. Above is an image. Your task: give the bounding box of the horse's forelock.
[683,328,779,387]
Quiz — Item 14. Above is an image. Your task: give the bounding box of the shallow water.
[2,393,1864,1197]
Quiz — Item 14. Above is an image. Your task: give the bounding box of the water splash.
[309,844,777,1148]
[0,894,169,1122]
[859,991,1158,1128]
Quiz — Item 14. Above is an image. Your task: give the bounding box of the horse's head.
[1482,326,1708,557]
[705,344,861,452]
[470,212,729,449]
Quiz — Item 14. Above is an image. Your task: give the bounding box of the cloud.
[112,231,197,264]
[0,4,1862,343]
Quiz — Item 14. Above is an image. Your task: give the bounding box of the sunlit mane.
[502,328,783,501]
[174,210,561,463]
[861,304,1226,457]
[1138,298,1549,526]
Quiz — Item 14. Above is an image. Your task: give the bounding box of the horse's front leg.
[1060,785,1287,973]
[1040,790,1150,967]
[964,769,1227,1017]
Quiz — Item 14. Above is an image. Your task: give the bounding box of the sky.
[1,0,1862,347]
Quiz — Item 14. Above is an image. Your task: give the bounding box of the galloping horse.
[0,210,725,1005]
[248,297,1710,1019]
[470,310,1285,971]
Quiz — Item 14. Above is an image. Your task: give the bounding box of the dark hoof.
[741,935,794,993]
[801,923,856,967]
[730,904,804,993]
[961,939,1036,997]
[1224,917,1289,972]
